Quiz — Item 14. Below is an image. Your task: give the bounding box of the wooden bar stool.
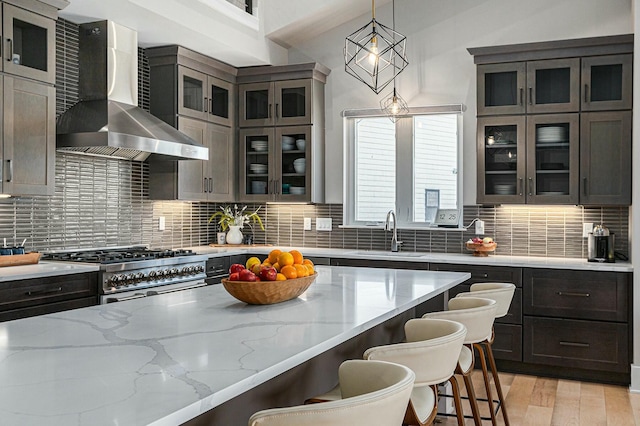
[307,318,467,426]
[456,283,516,426]
[248,359,415,425]
[423,297,498,426]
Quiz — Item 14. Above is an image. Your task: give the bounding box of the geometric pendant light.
[380,0,409,121]
[344,0,408,94]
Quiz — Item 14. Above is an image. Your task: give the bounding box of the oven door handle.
[105,293,146,303]
[146,282,207,296]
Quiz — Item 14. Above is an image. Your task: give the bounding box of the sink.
[348,250,426,258]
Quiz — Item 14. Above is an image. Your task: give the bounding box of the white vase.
[226,225,243,245]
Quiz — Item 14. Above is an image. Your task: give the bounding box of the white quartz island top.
[0,261,99,282]
[0,265,469,426]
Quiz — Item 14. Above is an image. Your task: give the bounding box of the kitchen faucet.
[385,210,403,252]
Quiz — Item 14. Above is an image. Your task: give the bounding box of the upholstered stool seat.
[456,282,516,426]
[423,297,498,425]
[248,359,415,426]
[308,318,467,426]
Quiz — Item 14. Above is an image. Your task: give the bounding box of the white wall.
[287,0,633,204]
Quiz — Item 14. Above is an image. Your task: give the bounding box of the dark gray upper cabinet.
[581,54,632,112]
[2,2,57,85]
[471,35,633,206]
[146,46,237,202]
[580,111,631,205]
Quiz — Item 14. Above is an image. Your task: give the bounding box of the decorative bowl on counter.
[0,252,41,267]
[221,273,317,305]
[465,242,497,257]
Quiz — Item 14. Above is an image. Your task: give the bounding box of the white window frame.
[343,105,464,229]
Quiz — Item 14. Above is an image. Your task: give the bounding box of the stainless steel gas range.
[42,246,210,304]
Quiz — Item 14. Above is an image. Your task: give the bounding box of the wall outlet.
[303,217,312,231]
[158,216,166,231]
[316,217,332,231]
[475,219,485,235]
[583,222,593,238]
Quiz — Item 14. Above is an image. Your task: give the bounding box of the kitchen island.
[0,265,469,426]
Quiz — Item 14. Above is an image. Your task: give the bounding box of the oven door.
[101,280,207,304]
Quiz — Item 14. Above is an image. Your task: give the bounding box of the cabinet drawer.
[0,296,97,322]
[430,263,522,287]
[492,323,522,362]
[449,284,522,325]
[0,273,98,312]
[330,258,429,270]
[523,269,630,321]
[524,317,629,373]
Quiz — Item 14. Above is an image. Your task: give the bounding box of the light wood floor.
[435,370,640,425]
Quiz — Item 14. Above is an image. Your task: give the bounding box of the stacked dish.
[296,139,306,150]
[537,126,565,143]
[293,158,306,173]
[249,163,268,174]
[282,136,296,151]
[251,140,268,151]
[494,184,516,195]
[289,186,305,195]
[251,181,267,194]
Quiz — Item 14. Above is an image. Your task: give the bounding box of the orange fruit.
[304,264,315,275]
[278,252,294,267]
[294,264,308,277]
[303,259,314,268]
[290,250,303,265]
[251,263,263,274]
[276,273,287,281]
[281,265,298,279]
[272,262,281,272]
[268,249,282,264]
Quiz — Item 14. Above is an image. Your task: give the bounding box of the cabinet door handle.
[204,97,208,113]
[7,160,12,183]
[584,84,589,103]
[557,291,590,297]
[203,177,208,193]
[559,341,590,348]
[6,38,12,62]
[528,177,533,196]
[25,287,62,296]
[528,87,533,105]
[209,178,213,193]
[209,98,213,115]
[268,104,272,119]
[275,103,280,119]
[519,88,523,106]
[275,179,280,195]
[518,177,524,196]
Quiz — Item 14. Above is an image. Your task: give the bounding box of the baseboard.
[630,364,640,392]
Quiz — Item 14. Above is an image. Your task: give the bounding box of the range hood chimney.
[56,21,208,161]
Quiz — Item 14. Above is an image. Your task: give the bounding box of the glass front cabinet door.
[477,63,526,116]
[3,4,55,84]
[581,54,632,111]
[239,128,275,202]
[276,126,312,201]
[526,58,580,114]
[477,116,526,204]
[525,114,579,204]
[178,67,207,121]
[239,80,312,127]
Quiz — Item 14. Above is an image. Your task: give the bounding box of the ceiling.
[59,0,392,67]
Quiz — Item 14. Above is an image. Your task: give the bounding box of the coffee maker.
[587,224,615,263]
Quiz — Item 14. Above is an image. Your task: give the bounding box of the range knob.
[181,266,191,275]
[169,268,179,277]
[135,272,145,282]
[195,265,205,274]
[148,270,159,279]
[107,275,122,287]
[124,274,137,285]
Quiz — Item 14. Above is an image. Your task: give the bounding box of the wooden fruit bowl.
[465,242,497,257]
[0,252,41,267]
[221,273,317,305]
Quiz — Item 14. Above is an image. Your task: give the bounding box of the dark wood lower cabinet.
[492,323,523,362]
[0,272,98,322]
[524,316,629,373]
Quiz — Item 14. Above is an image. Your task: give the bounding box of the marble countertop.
[186,246,633,272]
[0,261,99,282]
[0,265,469,426]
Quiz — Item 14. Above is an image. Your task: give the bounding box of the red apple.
[259,266,277,281]
[238,269,257,282]
[228,272,240,281]
[229,263,245,274]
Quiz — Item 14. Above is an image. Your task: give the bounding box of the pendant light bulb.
[368,35,379,65]
[390,95,400,115]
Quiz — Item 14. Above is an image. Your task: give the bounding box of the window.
[344,106,462,228]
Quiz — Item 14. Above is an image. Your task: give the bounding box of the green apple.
[482,237,493,244]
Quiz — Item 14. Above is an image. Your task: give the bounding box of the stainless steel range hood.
[56,21,208,161]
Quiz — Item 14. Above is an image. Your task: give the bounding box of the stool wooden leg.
[484,340,510,426]
[461,369,483,426]
[448,375,465,426]
[475,342,498,426]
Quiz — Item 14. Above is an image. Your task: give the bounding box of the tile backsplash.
[2,18,624,258]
